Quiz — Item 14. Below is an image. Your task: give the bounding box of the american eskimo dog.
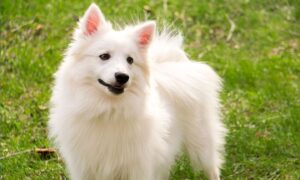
[49,3,226,180]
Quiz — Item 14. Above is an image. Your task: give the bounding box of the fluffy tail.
[149,30,189,63]
[150,30,222,105]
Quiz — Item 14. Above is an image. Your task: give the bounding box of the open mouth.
[97,79,124,95]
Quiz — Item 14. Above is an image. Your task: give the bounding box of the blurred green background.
[0,0,299,179]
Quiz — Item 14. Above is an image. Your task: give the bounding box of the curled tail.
[150,29,222,104]
[149,30,189,63]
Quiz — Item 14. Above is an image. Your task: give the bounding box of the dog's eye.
[127,56,134,64]
[99,53,110,60]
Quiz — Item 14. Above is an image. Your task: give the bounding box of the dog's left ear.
[133,21,156,49]
[79,3,109,36]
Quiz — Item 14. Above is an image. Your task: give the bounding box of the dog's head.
[66,3,155,97]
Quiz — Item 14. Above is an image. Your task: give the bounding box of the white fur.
[48,3,226,180]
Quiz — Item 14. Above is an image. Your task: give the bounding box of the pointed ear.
[134,21,156,48]
[80,3,107,35]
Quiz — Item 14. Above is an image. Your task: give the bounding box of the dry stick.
[226,15,236,42]
[0,148,56,160]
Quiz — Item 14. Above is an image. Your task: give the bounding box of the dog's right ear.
[79,3,109,36]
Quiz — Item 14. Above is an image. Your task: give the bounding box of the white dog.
[48,3,226,180]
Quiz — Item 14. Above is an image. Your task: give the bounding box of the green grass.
[1,0,300,179]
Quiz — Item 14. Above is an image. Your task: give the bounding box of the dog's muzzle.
[97,79,125,95]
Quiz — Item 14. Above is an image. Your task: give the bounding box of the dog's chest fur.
[63,105,175,178]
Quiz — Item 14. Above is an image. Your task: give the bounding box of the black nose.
[115,72,129,85]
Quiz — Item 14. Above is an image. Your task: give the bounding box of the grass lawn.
[1,0,300,179]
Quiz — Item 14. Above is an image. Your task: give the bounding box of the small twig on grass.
[34,148,56,155]
[226,15,236,42]
[0,148,56,160]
